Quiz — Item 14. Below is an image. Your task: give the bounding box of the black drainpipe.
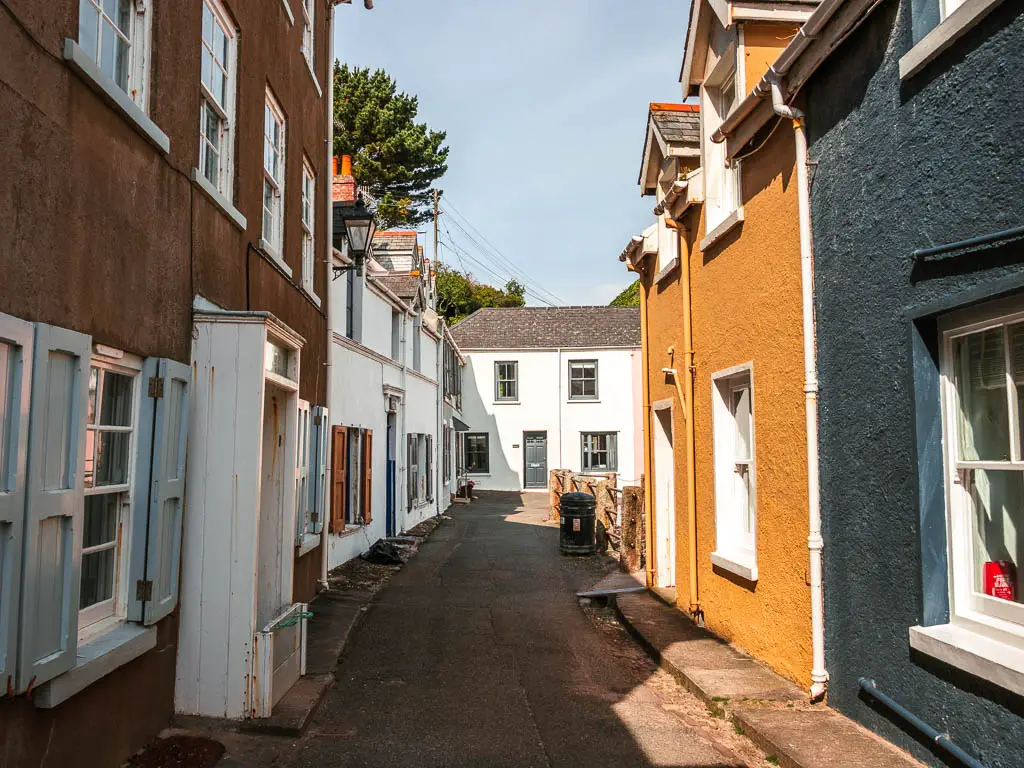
[858,678,986,768]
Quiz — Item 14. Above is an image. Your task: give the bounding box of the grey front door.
[524,432,548,489]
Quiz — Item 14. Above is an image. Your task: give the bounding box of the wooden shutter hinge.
[148,376,165,399]
[136,579,154,601]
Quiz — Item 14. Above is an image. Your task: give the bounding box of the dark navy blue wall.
[806,0,1024,765]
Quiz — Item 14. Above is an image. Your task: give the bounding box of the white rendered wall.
[460,347,642,492]
[327,277,442,565]
[326,339,391,569]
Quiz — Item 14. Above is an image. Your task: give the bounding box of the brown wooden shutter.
[331,426,348,532]
[362,430,373,524]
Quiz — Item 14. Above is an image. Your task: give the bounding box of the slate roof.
[651,105,700,146]
[450,307,641,350]
[371,274,421,301]
[373,231,418,253]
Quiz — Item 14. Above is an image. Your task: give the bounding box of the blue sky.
[334,0,690,306]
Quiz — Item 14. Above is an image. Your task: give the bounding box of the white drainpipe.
[769,78,828,701]
[319,4,336,591]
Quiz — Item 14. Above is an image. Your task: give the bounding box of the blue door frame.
[386,416,396,537]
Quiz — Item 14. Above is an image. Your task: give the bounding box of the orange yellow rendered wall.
[741,23,799,93]
[641,250,693,607]
[681,122,812,688]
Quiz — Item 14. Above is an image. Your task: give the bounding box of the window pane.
[99,371,133,426]
[954,328,1010,461]
[213,66,226,108]
[733,386,751,460]
[81,548,115,608]
[94,430,131,486]
[1010,323,1024,454]
[201,47,213,94]
[88,366,99,424]
[969,468,1022,605]
[202,3,213,44]
[79,0,100,59]
[83,492,118,549]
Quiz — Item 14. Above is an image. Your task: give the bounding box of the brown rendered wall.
[0,0,328,763]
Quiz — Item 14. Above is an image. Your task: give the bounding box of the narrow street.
[217,493,771,768]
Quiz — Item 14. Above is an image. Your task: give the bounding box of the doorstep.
[612,591,923,768]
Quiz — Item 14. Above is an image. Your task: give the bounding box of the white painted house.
[451,307,643,492]
[327,175,465,570]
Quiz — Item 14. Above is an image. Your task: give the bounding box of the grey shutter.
[407,436,414,510]
[294,399,311,545]
[426,435,433,501]
[129,358,189,625]
[309,406,328,536]
[0,314,34,692]
[18,323,91,692]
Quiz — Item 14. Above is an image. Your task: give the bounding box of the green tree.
[333,63,449,229]
[437,265,526,323]
[610,280,640,307]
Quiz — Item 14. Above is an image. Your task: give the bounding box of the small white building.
[451,307,643,492]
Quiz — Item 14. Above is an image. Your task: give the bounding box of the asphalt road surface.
[226,492,770,768]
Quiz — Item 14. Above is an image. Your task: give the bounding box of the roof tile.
[450,307,640,350]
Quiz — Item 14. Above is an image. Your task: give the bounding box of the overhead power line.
[438,196,566,306]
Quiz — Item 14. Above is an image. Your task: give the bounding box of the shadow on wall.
[461,363,522,491]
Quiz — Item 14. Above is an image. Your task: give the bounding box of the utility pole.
[433,188,440,267]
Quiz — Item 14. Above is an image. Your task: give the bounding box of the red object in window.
[983,561,1017,602]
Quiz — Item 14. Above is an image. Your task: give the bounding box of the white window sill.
[655,256,680,285]
[62,40,170,155]
[191,169,246,231]
[468,473,491,478]
[280,0,295,24]
[259,238,293,277]
[699,208,744,252]
[305,58,323,98]
[710,550,758,582]
[302,285,322,308]
[34,622,157,709]
[909,622,1024,698]
[296,532,321,558]
[899,0,1007,80]
[568,398,600,404]
[494,400,520,406]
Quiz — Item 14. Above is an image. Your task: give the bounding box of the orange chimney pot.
[341,155,353,176]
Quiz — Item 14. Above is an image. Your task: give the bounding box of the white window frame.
[899,0,1008,79]
[301,157,317,298]
[262,89,287,264]
[198,0,238,200]
[710,364,757,581]
[939,303,1024,640]
[80,354,142,637]
[77,0,151,109]
[700,44,742,242]
[300,0,315,72]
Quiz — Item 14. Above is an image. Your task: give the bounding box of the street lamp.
[333,196,376,278]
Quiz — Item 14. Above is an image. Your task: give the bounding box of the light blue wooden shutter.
[129,359,189,625]
[309,406,328,536]
[295,399,311,544]
[0,314,34,692]
[17,323,90,692]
